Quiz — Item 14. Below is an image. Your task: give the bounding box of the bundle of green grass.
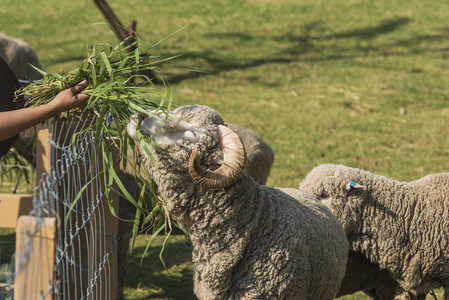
[17,24,177,240]
[20,26,176,120]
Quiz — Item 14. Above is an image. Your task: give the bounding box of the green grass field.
[1,0,448,298]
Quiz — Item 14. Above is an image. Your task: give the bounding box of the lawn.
[1,0,449,298]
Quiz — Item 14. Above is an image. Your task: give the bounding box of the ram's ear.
[345,181,365,194]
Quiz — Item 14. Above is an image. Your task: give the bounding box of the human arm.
[0,80,89,141]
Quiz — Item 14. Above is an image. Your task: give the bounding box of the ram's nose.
[130,112,150,124]
[129,113,139,126]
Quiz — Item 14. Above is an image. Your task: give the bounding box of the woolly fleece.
[299,164,449,299]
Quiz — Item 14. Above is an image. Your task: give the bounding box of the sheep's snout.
[129,113,139,126]
[129,112,151,126]
[127,110,205,150]
[127,111,166,140]
[127,113,140,140]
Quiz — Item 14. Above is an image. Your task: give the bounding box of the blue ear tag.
[349,181,357,188]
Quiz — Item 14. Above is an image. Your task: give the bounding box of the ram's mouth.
[129,112,153,136]
[128,113,150,140]
[129,113,140,127]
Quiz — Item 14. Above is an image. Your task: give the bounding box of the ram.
[116,122,274,300]
[125,105,348,299]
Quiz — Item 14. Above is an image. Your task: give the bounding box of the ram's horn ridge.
[189,125,247,189]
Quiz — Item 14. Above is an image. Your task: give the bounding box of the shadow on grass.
[331,17,411,39]
[124,234,196,300]
[165,16,449,84]
[51,55,87,65]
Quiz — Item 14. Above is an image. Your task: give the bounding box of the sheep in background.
[0,33,43,81]
[126,105,348,299]
[227,123,274,185]
[116,123,275,300]
[299,164,447,299]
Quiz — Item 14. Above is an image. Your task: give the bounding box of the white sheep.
[126,105,349,299]
[299,164,448,300]
[116,123,275,300]
[0,33,43,81]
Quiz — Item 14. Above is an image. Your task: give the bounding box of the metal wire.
[14,112,119,299]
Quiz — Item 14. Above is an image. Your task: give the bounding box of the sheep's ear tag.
[346,181,365,193]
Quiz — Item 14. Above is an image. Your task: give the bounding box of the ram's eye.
[319,190,330,200]
[183,129,199,142]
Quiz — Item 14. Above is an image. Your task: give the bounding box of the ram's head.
[127,105,247,189]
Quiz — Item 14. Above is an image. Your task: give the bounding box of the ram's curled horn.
[189,125,247,189]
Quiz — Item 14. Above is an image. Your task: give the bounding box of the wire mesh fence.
[12,112,119,300]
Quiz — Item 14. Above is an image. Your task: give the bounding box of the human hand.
[48,80,90,114]
[0,80,90,142]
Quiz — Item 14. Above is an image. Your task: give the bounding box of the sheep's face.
[127,106,223,176]
[299,164,365,232]
[127,105,247,190]
[127,109,209,151]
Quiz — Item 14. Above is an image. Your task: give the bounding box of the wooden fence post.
[14,216,57,300]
